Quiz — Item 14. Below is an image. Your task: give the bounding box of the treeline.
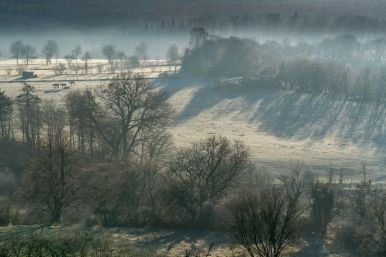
[8,40,155,64]
[181,34,386,101]
[6,40,181,75]
[182,34,386,73]
[8,40,151,66]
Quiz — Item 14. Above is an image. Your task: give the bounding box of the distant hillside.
[1,0,386,33]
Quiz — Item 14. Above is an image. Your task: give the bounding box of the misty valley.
[2,1,386,257]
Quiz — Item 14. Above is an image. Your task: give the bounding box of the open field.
[0,59,385,182]
[0,58,175,82]
[3,1,386,256]
[163,78,386,181]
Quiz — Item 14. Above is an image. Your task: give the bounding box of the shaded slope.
[163,77,386,179]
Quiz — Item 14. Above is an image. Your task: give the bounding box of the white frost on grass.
[1,62,386,181]
[162,79,386,181]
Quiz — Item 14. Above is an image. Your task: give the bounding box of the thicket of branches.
[1,73,386,256]
[0,73,252,228]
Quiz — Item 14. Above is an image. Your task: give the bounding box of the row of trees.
[271,59,386,100]
[10,40,81,66]
[183,33,386,70]
[9,40,181,69]
[181,35,386,101]
[9,41,36,65]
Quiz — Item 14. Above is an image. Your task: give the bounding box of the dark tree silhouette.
[16,83,42,147]
[10,41,24,65]
[229,187,302,257]
[42,40,59,65]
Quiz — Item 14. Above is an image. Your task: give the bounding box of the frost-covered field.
[161,77,386,182]
[1,59,386,182]
[0,58,173,81]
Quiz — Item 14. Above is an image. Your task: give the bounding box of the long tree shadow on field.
[123,227,228,253]
[160,76,252,123]
[162,77,386,151]
[249,91,386,150]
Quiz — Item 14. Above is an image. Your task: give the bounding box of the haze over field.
[3,1,386,257]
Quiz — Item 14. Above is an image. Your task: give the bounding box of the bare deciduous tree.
[168,136,249,223]
[71,45,82,64]
[102,44,116,65]
[16,83,42,147]
[310,183,335,236]
[371,188,386,233]
[22,124,78,224]
[352,177,372,224]
[229,187,302,257]
[0,91,13,142]
[92,73,172,158]
[64,54,74,68]
[23,44,36,65]
[116,51,127,70]
[65,90,97,155]
[135,42,148,69]
[167,44,180,72]
[82,51,92,74]
[42,101,68,146]
[42,40,59,65]
[10,41,24,65]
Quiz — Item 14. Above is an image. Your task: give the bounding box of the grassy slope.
[162,77,386,181]
[0,60,385,181]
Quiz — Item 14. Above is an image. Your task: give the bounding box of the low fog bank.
[0,29,190,59]
[2,26,386,60]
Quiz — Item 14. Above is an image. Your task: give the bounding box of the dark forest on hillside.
[2,0,386,32]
